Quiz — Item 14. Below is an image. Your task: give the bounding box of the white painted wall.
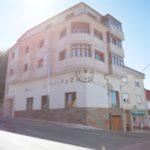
[86,73,108,108]
[9,73,87,111]
[121,73,146,110]
[7,71,146,112]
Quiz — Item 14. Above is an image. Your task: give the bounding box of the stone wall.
[14,108,87,125]
[14,107,122,130]
[86,108,110,130]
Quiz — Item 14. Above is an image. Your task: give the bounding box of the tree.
[0,51,7,104]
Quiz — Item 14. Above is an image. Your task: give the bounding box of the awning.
[131,111,146,116]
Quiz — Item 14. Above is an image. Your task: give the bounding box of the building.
[4,2,146,131]
[145,89,150,127]
[145,89,150,112]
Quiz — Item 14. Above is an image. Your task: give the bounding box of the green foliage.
[0,51,7,104]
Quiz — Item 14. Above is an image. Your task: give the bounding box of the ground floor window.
[41,95,49,110]
[65,92,76,108]
[26,97,33,110]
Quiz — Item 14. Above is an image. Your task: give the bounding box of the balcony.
[56,57,108,74]
[111,65,126,78]
[109,43,124,57]
[57,33,105,51]
[109,25,124,40]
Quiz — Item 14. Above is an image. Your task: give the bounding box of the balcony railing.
[109,43,124,57]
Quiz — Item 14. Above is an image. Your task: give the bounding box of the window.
[71,22,90,34]
[137,95,142,104]
[38,39,44,48]
[94,29,103,40]
[110,18,122,31]
[41,95,49,110]
[9,68,13,76]
[26,97,33,110]
[23,63,28,72]
[45,23,52,30]
[65,13,74,20]
[59,50,66,61]
[59,28,66,39]
[25,46,29,54]
[111,54,124,67]
[38,58,44,68]
[10,51,15,60]
[122,93,129,103]
[122,77,128,83]
[87,12,97,20]
[111,90,120,107]
[94,50,105,62]
[135,79,140,87]
[109,35,122,48]
[65,92,76,108]
[71,44,91,57]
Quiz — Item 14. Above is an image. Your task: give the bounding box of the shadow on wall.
[0,104,3,116]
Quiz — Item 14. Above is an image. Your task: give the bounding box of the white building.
[4,2,146,131]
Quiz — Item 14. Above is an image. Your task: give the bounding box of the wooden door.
[111,115,121,131]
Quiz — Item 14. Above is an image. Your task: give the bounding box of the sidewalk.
[3,116,150,139]
[13,117,101,130]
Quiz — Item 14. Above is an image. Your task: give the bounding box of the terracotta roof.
[145,89,150,100]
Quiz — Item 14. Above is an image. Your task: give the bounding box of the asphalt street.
[0,117,150,150]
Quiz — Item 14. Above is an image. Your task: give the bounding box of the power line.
[141,63,150,72]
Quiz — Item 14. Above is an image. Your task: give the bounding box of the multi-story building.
[4,2,146,131]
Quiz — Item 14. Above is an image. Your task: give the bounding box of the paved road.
[0,117,150,150]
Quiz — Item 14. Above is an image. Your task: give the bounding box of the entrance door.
[111,115,121,131]
[7,99,13,116]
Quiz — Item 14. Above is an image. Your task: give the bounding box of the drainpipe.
[104,31,113,131]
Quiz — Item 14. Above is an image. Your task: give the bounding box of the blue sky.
[0,0,150,88]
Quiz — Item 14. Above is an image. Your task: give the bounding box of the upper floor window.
[59,28,66,39]
[122,93,129,103]
[65,92,76,108]
[137,95,142,104]
[26,97,33,110]
[111,90,120,107]
[71,44,91,57]
[122,77,128,83]
[25,46,29,54]
[71,22,90,34]
[10,51,15,61]
[135,79,140,87]
[38,58,44,68]
[38,39,44,48]
[94,50,105,62]
[109,35,122,48]
[41,95,49,110]
[9,68,13,77]
[59,50,66,61]
[66,12,74,20]
[111,54,124,67]
[45,23,52,30]
[110,18,122,31]
[94,29,103,40]
[23,63,28,72]
[87,12,97,20]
